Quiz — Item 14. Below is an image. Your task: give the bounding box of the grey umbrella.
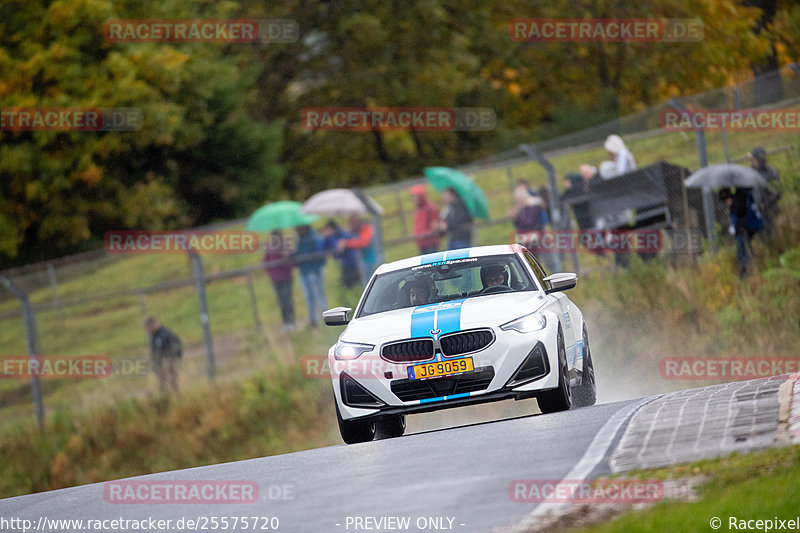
[301,188,384,216]
[684,163,769,189]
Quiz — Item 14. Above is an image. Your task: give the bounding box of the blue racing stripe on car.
[410,299,466,339]
[435,299,465,336]
[419,251,446,265]
[443,248,470,260]
[419,392,472,404]
[410,302,438,338]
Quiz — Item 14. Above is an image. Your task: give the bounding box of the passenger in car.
[397,278,432,307]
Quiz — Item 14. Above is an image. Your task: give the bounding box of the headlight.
[500,312,546,333]
[334,341,374,360]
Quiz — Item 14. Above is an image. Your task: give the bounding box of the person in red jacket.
[337,214,378,285]
[410,184,440,255]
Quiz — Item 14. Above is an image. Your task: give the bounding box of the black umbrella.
[684,164,769,189]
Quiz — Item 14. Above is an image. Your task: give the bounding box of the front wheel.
[376,414,406,439]
[336,403,376,444]
[572,324,597,408]
[537,327,572,414]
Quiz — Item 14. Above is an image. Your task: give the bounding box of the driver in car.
[480,264,509,290]
[406,279,431,306]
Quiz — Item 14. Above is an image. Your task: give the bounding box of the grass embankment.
[563,445,800,533]
[0,331,340,499]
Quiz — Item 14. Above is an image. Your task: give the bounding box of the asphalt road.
[0,377,786,533]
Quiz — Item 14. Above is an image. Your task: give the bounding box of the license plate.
[408,357,474,380]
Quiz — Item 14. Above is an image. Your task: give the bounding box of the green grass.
[569,445,800,533]
[0,368,337,498]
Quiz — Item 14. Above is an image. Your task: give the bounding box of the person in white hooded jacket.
[603,134,637,176]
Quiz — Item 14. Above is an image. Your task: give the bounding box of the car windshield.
[357,254,536,317]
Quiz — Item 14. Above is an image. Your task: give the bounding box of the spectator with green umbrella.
[424,167,490,221]
[424,167,489,250]
[246,202,318,332]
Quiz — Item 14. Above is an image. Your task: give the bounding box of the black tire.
[537,327,572,414]
[336,402,376,444]
[376,414,406,439]
[572,324,597,408]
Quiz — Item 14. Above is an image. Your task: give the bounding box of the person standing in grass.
[410,184,440,255]
[721,187,762,278]
[437,187,473,250]
[294,225,328,328]
[264,230,296,331]
[145,316,182,395]
[322,220,361,289]
[338,214,377,285]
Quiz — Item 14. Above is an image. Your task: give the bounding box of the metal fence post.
[519,144,571,273]
[670,99,715,253]
[187,250,215,381]
[246,270,264,335]
[394,190,408,237]
[138,289,148,319]
[0,276,45,427]
[45,263,64,323]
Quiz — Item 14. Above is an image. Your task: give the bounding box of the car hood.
[344,291,545,344]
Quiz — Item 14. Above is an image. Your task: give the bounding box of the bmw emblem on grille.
[430,328,441,336]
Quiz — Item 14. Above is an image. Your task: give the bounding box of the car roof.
[374,244,525,275]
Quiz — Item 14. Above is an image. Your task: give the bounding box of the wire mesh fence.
[1,64,798,428]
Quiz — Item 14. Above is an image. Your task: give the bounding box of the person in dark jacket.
[721,187,761,277]
[508,185,545,232]
[145,316,182,395]
[321,220,360,289]
[264,230,296,331]
[437,187,473,250]
[294,225,327,328]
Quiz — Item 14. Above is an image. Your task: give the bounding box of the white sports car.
[323,244,596,444]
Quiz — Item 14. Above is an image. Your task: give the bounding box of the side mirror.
[323,307,352,326]
[543,273,578,294]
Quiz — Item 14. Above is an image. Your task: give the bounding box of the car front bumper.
[330,319,563,421]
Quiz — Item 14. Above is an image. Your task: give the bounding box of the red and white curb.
[790,375,800,443]
[778,373,800,444]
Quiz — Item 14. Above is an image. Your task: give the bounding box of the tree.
[0,0,285,266]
